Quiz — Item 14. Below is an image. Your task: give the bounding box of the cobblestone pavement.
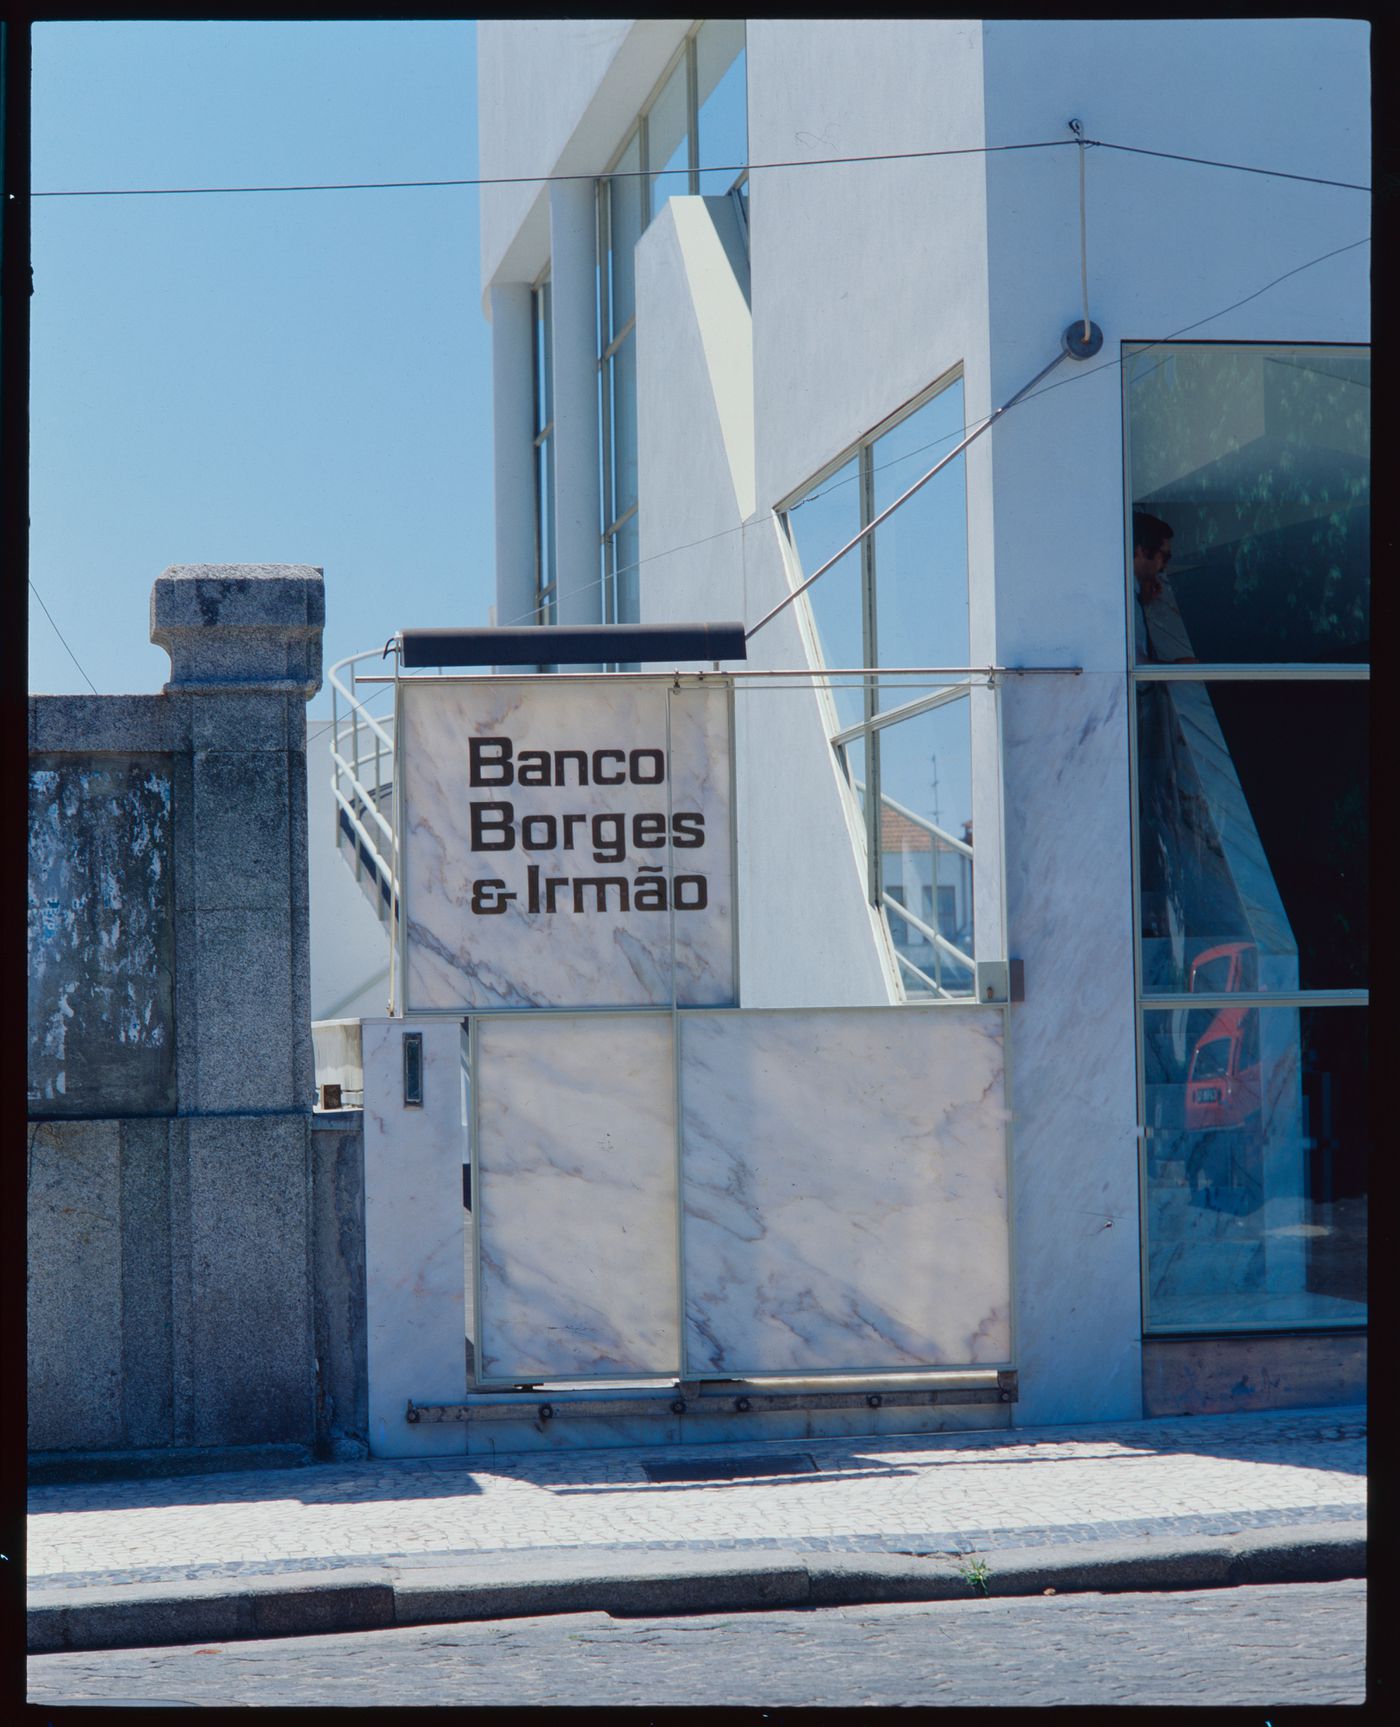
[27,1580,1367,1707]
[29,1408,1364,1591]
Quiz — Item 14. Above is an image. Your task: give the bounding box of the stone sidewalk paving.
[29,1406,1365,1592]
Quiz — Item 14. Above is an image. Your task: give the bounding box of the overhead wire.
[491,229,1371,631]
[28,134,1371,198]
[27,124,1370,654]
[29,579,99,694]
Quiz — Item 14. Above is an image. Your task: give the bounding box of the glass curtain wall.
[596,22,748,633]
[782,373,975,1000]
[1125,342,1369,1332]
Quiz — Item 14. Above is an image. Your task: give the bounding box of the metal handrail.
[881,890,975,973]
[329,648,400,916]
[894,949,959,1002]
[851,775,974,861]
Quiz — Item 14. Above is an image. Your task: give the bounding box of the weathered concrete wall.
[311,1112,370,1459]
[27,1111,368,1462]
[26,566,368,1469]
[28,754,176,1115]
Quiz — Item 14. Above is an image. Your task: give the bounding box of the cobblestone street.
[28,1580,1367,1708]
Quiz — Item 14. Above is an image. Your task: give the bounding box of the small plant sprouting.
[959,1556,991,1597]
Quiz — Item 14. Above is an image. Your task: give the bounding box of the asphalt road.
[27,1579,1365,1708]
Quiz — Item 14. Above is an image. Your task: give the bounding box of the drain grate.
[641,1453,818,1484]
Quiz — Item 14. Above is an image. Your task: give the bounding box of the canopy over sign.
[398,676,736,1011]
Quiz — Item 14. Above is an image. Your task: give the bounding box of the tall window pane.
[1126,345,1370,666]
[607,131,643,337]
[1128,340,1368,1337]
[696,19,747,195]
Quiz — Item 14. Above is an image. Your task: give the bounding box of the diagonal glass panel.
[788,454,864,733]
[870,380,969,712]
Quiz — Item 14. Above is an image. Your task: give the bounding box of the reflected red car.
[1185,1005,1261,1131]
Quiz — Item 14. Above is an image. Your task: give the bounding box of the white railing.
[329,648,399,923]
[850,775,976,999]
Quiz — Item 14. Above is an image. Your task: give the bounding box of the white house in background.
[464,17,1369,1424]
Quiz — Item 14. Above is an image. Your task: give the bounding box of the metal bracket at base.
[407,1371,1017,1425]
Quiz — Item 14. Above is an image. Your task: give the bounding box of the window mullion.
[861,448,881,906]
[687,35,700,193]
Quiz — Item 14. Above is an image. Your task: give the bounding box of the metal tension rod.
[745,321,1104,645]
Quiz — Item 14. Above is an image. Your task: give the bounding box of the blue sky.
[29,20,490,717]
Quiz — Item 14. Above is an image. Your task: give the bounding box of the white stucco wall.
[478,18,693,300]
[475,17,1369,1425]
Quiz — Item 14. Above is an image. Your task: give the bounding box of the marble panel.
[474,1013,681,1382]
[998,672,1144,1425]
[363,1018,468,1458]
[400,678,735,1011]
[680,1008,1012,1377]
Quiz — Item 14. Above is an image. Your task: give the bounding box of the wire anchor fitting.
[1064,119,1102,358]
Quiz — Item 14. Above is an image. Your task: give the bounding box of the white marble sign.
[679,1008,1012,1377]
[474,1013,680,1382]
[400,677,735,1010]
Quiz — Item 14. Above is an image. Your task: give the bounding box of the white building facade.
[477,18,1369,1425]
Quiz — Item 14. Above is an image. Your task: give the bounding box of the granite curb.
[27,1524,1365,1654]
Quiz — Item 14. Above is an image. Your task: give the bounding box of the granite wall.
[26,566,368,1471]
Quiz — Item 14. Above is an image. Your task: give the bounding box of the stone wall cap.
[150,565,325,698]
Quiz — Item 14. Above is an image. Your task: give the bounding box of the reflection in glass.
[1126,345,1370,666]
[648,57,689,220]
[877,698,974,998]
[871,381,968,706]
[1143,1006,1366,1328]
[696,20,747,195]
[1136,682,1367,993]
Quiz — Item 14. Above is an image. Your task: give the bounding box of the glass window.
[1136,680,1367,994]
[1127,341,1368,1334]
[870,380,969,712]
[595,26,749,635]
[696,19,747,196]
[606,131,643,340]
[1126,345,1369,666]
[1142,1006,1367,1329]
[783,372,974,1000]
[878,697,975,998]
